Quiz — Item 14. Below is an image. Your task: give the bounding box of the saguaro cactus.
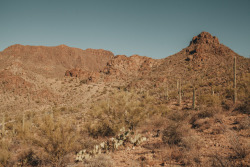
[166,85,169,101]
[22,112,25,132]
[233,56,237,104]
[211,87,214,96]
[192,86,196,109]
[178,79,182,106]
[2,115,5,135]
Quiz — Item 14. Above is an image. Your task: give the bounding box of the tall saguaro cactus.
[166,85,169,101]
[2,115,5,135]
[178,79,182,106]
[192,86,196,109]
[233,56,237,104]
[22,112,25,132]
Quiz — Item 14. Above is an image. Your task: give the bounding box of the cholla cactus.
[75,127,147,162]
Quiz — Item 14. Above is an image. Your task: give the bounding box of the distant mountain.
[0,32,249,95]
[77,32,249,88]
[0,44,114,78]
[154,32,250,85]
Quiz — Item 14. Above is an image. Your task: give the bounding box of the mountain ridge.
[0,31,249,96]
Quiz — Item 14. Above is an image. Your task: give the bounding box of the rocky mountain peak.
[189,31,220,46]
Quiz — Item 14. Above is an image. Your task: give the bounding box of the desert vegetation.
[1,72,249,166]
[0,32,249,166]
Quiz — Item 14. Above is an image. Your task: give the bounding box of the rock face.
[65,68,101,83]
[65,54,159,83]
[183,31,239,63]
[189,32,220,46]
[185,32,222,62]
[103,54,158,78]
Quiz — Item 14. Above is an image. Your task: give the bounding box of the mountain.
[69,31,248,89]
[1,32,250,167]
[0,45,114,111]
[0,32,249,111]
[154,32,250,86]
[0,44,114,78]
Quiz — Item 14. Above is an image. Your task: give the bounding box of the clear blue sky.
[0,0,249,59]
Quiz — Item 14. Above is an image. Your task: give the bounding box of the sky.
[0,0,249,59]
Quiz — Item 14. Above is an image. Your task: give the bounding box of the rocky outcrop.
[65,54,159,83]
[65,68,101,83]
[101,54,159,82]
[189,32,220,46]
[185,32,236,62]
[0,69,33,93]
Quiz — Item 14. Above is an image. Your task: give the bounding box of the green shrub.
[32,115,79,166]
[198,94,221,107]
[86,90,146,137]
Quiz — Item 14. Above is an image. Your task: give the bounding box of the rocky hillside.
[1,32,249,106]
[0,44,114,78]
[112,32,249,89]
[0,32,249,167]
[65,32,250,90]
[157,31,249,81]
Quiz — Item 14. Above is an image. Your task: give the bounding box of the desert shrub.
[32,115,79,166]
[181,148,201,166]
[197,106,219,118]
[167,110,187,122]
[235,94,250,114]
[161,135,202,166]
[225,87,234,99]
[228,132,249,159]
[238,117,250,130]
[198,94,221,107]
[189,107,219,130]
[0,148,10,167]
[0,139,11,166]
[86,90,148,137]
[17,149,40,166]
[209,152,236,167]
[162,121,184,146]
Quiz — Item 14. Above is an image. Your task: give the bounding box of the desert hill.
[65,32,249,89]
[153,32,250,85]
[0,32,249,109]
[0,44,114,77]
[0,32,249,166]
